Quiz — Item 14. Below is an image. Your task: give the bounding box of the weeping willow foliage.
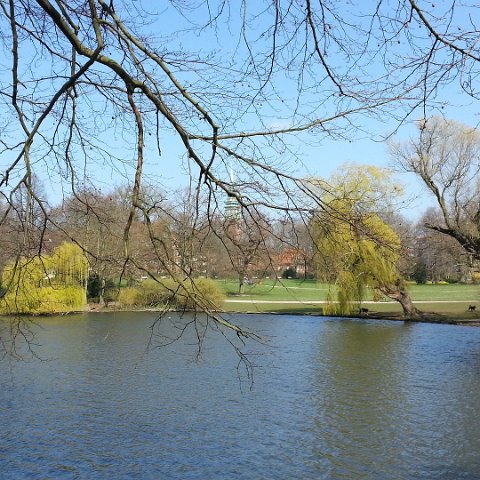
[0,242,88,314]
[313,165,404,315]
[316,214,402,314]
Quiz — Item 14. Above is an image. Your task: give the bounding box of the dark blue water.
[1,313,480,479]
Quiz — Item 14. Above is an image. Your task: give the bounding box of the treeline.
[0,166,474,315]
[0,184,292,289]
[6,114,480,317]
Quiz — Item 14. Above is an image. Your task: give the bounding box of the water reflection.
[303,320,407,478]
[1,314,480,479]
[307,319,480,479]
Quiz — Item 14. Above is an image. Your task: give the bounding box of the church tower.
[224,163,241,221]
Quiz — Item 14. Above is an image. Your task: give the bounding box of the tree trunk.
[379,282,421,320]
[238,274,245,294]
[99,278,106,306]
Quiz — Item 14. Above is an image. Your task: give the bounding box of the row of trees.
[2,117,479,318]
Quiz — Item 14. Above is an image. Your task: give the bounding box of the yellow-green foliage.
[173,278,225,310]
[316,217,402,314]
[118,280,174,307]
[140,279,176,306]
[0,242,88,314]
[117,277,224,311]
[49,242,89,287]
[471,273,480,284]
[117,287,143,307]
[318,163,404,210]
[312,164,404,315]
[35,286,87,314]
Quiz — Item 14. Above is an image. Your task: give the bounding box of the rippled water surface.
[1,313,480,479]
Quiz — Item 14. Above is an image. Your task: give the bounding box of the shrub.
[138,279,176,306]
[117,287,143,307]
[412,261,428,284]
[281,267,297,279]
[116,278,224,311]
[117,279,175,308]
[103,286,119,305]
[87,275,117,303]
[87,274,101,299]
[172,278,225,310]
[471,273,480,284]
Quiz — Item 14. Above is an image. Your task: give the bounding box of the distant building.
[273,247,310,278]
[224,162,241,221]
[224,193,241,221]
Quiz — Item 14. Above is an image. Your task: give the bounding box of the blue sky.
[2,1,480,222]
[126,1,480,216]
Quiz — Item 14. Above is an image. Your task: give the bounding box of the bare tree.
[391,117,480,258]
[413,209,468,283]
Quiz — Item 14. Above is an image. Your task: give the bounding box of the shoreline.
[72,304,480,326]
[2,303,479,326]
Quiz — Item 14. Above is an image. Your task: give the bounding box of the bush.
[87,274,102,299]
[117,278,224,311]
[471,273,480,284]
[412,261,428,284]
[176,278,225,310]
[281,267,297,279]
[138,279,175,306]
[103,287,119,305]
[117,287,143,307]
[117,280,173,309]
[87,275,117,302]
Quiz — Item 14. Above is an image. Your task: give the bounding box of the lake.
[1,312,480,479]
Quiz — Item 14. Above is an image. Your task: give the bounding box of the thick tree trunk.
[379,282,421,320]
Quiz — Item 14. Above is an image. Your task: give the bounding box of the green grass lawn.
[218,278,332,301]
[218,278,480,301]
[216,279,480,317]
[407,283,480,301]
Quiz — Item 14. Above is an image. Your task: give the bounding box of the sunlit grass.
[216,279,480,317]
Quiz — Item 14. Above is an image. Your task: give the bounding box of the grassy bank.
[216,279,480,320]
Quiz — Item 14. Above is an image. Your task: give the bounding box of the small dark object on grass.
[359,307,369,315]
[468,305,476,311]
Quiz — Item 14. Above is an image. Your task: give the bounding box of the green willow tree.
[312,165,420,319]
[0,242,88,314]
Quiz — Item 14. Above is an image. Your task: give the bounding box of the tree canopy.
[0,242,88,314]
[312,164,419,318]
[2,1,480,231]
[391,117,480,259]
